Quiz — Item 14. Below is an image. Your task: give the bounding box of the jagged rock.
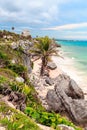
[23,54,32,73]
[58,125,75,130]
[69,79,84,99]
[47,62,57,70]
[46,74,87,126]
[16,77,24,83]
[53,74,84,99]
[46,89,64,112]
[45,77,53,86]
[19,40,32,50]
[11,40,32,73]
[55,84,87,125]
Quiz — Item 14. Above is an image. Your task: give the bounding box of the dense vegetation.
[0,30,83,130]
[0,101,41,130]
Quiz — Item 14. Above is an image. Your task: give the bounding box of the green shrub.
[0,51,8,60]
[7,63,27,75]
[25,107,82,130]
[0,102,41,130]
[0,75,7,83]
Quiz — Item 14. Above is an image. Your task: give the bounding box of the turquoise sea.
[56,40,87,77]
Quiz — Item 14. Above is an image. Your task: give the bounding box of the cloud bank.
[0,0,87,39]
[43,23,87,30]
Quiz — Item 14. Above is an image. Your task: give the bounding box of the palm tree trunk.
[40,57,46,76]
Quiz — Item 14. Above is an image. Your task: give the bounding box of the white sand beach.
[32,54,87,100]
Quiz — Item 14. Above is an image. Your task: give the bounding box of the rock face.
[45,77,53,86]
[46,74,87,126]
[47,62,57,70]
[52,74,84,99]
[11,40,33,73]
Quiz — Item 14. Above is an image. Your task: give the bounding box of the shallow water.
[57,40,87,75]
[56,40,87,92]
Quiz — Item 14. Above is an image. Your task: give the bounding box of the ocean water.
[56,40,87,78]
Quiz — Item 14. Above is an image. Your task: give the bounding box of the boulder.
[45,77,53,86]
[46,89,64,112]
[57,125,75,130]
[53,74,84,99]
[16,77,24,83]
[47,62,57,70]
[69,79,84,99]
[46,74,87,126]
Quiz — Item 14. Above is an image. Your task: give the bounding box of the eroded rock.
[47,62,57,70]
[46,74,87,126]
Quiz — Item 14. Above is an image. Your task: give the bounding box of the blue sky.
[1,0,87,40]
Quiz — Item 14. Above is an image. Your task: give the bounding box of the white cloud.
[43,22,87,30]
[0,0,70,25]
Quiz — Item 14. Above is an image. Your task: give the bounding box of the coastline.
[32,49,87,100]
[52,54,87,96]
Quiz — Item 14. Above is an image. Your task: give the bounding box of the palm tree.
[11,27,15,31]
[31,36,59,76]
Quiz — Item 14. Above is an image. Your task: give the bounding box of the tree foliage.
[31,36,59,76]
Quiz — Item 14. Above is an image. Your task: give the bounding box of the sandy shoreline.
[52,55,87,95]
[32,54,87,98]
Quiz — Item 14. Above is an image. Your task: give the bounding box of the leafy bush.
[0,51,8,60]
[7,63,27,75]
[0,75,7,83]
[0,102,41,130]
[25,107,82,130]
[22,84,31,96]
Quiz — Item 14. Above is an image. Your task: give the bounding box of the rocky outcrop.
[46,74,87,126]
[52,74,84,99]
[11,40,33,73]
[47,62,57,70]
[23,53,32,73]
[11,40,33,51]
[0,84,26,112]
[45,77,54,85]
